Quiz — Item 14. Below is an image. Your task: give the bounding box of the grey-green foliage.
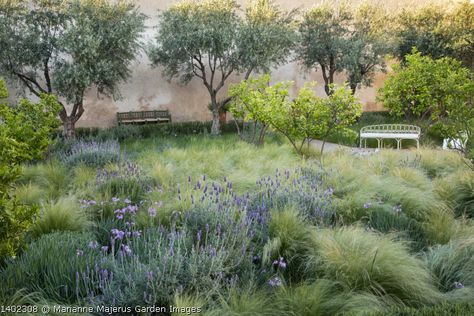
[149,0,295,135]
[0,231,100,303]
[298,3,392,95]
[0,0,145,138]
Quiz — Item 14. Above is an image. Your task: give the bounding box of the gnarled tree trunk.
[210,93,221,135]
[63,116,76,139]
[59,99,84,140]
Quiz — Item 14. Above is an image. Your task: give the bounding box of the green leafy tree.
[149,0,295,135]
[0,0,145,139]
[311,84,362,154]
[444,1,474,70]
[0,79,61,261]
[230,75,362,155]
[298,4,352,96]
[298,3,390,95]
[344,4,392,94]
[228,74,292,145]
[378,51,474,155]
[394,5,451,63]
[393,2,474,70]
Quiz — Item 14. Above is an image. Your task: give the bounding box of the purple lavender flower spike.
[111,229,125,240]
[89,241,99,249]
[112,197,120,203]
[363,202,371,209]
[101,246,109,252]
[121,244,132,256]
[268,277,282,287]
[148,207,157,217]
[76,249,84,256]
[124,198,131,204]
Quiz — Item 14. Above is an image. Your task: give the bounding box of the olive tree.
[298,4,352,96]
[149,0,295,135]
[298,3,390,96]
[344,4,393,94]
[0,0,145,139]
[394,2,474,70]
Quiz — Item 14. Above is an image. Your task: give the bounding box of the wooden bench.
[117,110,171,125]
[359,124,421,149]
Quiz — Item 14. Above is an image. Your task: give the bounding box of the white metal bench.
[359,124,421,149]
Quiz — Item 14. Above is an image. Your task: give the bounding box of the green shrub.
[70,121,238,142]
[30,196,92,238]
[0,80,60,261]
[306,227,442,306]
[59,140,121,168]
[0,232,100,303]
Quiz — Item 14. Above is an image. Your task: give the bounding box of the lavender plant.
[251,167,336,226]
[96,161,157,203]
[59,140,121,168]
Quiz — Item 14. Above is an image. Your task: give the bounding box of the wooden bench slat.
[117,110,171,125]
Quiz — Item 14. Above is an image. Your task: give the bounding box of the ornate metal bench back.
[360,124,420,135]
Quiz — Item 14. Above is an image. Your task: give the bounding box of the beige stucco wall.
[71,0,452,127]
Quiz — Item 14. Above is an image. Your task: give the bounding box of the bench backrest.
[117,110,170,121]
[360,124,421,135]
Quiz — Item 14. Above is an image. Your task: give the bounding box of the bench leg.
[396,139,401,150]
[416,139,419,149]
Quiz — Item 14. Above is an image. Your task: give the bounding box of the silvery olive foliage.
[0,0,145,138]
[149,0,296,135]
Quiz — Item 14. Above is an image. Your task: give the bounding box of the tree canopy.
[149,0,295,135]
[378,51,474,155]
[229,75,362,155]
[0,0,145,138]
[298,3,391,96]
[394,1,474,70]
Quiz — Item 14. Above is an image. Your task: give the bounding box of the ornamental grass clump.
[425,238,474,293]
[306,227,442,306]
[59,140,121,168]
[30,196,92,238]
[275,280,385,316]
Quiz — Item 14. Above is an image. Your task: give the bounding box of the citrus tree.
[230,75,362,155]
[378,51,474,156]
[0,79,61,262]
